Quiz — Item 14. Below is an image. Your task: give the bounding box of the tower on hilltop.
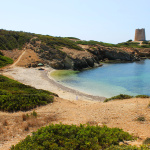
[134,28,146,41]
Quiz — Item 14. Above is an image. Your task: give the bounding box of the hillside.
[0,51,13,68]
[2,29,150,70]
[0,29,150,149]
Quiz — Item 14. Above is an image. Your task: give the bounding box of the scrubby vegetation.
[11,123,133,150]
[0,29,33,50]
[37,35,83,51]
[136,116,146,122]
[65,37,80,40]
[0,51,13,68]
[105,145,150,150]
[135,95,150,98]
[104,94,150,102]
[143,138,150,145]
[76,40,116,47]
[0,75,57,112]
[76,39,150,48]
[1,29,150,53]
[0,29,83,51]
[104,94,133,102]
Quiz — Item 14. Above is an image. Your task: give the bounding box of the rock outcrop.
[24,40,140,70]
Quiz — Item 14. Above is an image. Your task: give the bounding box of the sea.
[51,59,150,98]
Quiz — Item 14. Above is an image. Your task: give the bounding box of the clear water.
[52,59,150,98]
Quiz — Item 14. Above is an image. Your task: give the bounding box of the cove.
[51,59,150,98]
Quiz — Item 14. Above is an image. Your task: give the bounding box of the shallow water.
[51,59,150,98]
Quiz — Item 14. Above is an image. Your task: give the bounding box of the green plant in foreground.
[0,75,56,112]
[11,124,133,150]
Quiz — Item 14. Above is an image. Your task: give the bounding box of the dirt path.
[10,50,26,67]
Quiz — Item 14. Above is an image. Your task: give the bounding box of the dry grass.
[2,120,8,126]
[86,120,98,125]
[22,114,29,121]
[0,126,4,134]
[0,111,58,149]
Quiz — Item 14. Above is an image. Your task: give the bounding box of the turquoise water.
[52,59,150,98]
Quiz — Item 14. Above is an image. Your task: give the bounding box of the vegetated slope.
[11,124,133,150]
[0,75,57,112]
[0,29,146,70]
[0,51,13,68]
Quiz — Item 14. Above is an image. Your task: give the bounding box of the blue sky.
[0,0,150,44]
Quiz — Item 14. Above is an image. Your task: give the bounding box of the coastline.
[1,66,106,102]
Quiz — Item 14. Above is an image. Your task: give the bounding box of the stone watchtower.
[134,28,146,41]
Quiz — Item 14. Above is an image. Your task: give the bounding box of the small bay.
[51,59,150,98]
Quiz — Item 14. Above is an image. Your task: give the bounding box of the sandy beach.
[2,66,106,102]
[1,66,150,150]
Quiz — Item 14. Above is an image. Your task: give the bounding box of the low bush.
[38,35,83,51]
[11,124,133,150]
[31,110,37,117]
[0,54,13,68]
[106,145,150,150]
[135,95,150,98]
[65,37,80,40]
[104,94,133,102]
[76,40,115,47]
[0,75,56,112]
[136,116,146,122]
[104,94,150,102]
[143,137,150,145]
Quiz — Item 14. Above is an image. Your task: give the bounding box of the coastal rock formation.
[25,41,140,70]
[97,46,139,61]
[0,29,143,70]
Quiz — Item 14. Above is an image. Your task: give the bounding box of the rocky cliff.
[25,39,140,70]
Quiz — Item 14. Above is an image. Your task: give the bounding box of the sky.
[0,0,150,44]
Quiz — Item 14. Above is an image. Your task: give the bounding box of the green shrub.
[106,145,150,150]
[0,29,33,50]
[143,138,150,145]
[0,75,56,112]
[37,35,83,51]
[135,95,150,98]
[11,124,133,150]
[76,40,115,47]
[104,94,133,102]
[0,51,4,56]
[65,37,80,40]
[31,111,37,117]
[142,41,149,44]
[136,116,146,122]
[0,29,83,51]
[0,55,13,68]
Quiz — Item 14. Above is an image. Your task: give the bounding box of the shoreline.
[1,66,106,102]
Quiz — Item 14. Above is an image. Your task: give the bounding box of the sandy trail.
[10,50,26,67]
